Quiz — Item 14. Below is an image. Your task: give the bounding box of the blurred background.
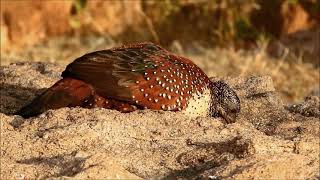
[1,0,319,102]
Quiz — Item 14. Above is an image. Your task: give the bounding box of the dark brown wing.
[61,42,166,102]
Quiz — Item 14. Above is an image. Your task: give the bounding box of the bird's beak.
[217,106,237,124]
[222,112,237,124]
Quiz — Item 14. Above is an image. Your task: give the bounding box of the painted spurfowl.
[15,42,240,123]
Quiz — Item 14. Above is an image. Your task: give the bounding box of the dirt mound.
[1,62,319,179]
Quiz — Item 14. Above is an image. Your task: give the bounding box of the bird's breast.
[182,88,211,118]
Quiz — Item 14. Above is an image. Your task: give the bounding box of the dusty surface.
[1,62,319,179]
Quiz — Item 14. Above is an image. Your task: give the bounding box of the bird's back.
[15,42,212,118]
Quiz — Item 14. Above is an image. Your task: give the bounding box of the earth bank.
[0,62,319,179]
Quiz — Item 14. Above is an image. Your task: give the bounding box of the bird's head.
[209,81,240,123]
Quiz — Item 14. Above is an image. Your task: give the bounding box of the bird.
[15,42,240,123]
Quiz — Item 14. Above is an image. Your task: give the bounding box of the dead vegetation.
[1,1,319,102]
[1,35,319,102]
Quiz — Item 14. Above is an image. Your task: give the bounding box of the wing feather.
[61,42,165,102]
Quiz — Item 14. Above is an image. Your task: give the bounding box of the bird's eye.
[230,109,237,113]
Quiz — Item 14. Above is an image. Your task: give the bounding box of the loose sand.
[1,62,319,179]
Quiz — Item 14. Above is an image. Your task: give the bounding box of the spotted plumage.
[15,42,240,123]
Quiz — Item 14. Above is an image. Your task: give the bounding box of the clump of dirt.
[286,95,320,118]
[1,62,319,179]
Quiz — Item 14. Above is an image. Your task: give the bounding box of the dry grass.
[1,35,116,66]
[1,35,319,103]
[185,44,319,102]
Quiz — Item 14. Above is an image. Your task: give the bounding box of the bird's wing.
[61,42,166,103]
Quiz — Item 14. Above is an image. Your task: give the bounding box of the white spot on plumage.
[182,88,211,118]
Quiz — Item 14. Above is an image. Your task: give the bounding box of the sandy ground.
[0,62,319,179]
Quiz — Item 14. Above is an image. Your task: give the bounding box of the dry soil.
[0,62,319,179]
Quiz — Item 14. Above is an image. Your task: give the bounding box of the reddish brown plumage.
[16,42,213,118]
[128,53,210,111]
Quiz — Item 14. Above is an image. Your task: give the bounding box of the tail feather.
[15,78,93,118]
